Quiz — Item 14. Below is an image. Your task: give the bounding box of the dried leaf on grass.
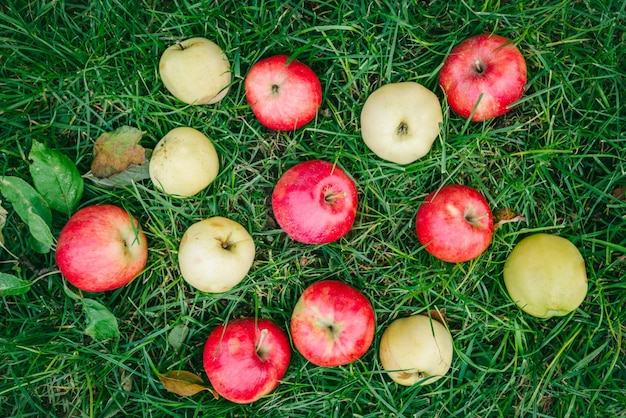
[91,126,146,178]
[423,308,447,326]
[157,370,219,398]
[493,208,527,229]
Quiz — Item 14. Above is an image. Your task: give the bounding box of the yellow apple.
[360,82,443,165]
[149,127,219,197]
[159,37,231,105]
[503,233,588,318]
[379,314,453,386]
[178,217,256,293]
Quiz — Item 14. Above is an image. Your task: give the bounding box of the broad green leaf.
[157,370,218,398]
[29,140,84,215]
[168,324,190,351]
[82,298,120,340]
[0,176,52,225]
[26,207,54,253]
[0,273,31,296]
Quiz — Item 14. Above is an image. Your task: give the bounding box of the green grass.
[1,0,625,416]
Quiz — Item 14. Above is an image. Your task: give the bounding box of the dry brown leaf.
[91,126,146,178]
[157,370,219,399]
[493,208,527,229]
[613,186,626,201]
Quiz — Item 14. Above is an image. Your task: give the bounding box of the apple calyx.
[397,121,409,136]
[318,318,342,340]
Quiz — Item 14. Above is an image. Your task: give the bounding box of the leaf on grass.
[84,162,151,188]
[0,273,32,296]
[157,370,219,398]
[0,201,7,245]
[82,298,120,340]
[613,186,626,201]
[168,324,190,351]
[0,177,53,252]
[493,208,527,229]
[91,126,147,178]
[28,139,84,215]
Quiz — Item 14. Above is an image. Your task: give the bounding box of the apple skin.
[379,314,454,386]
[149,127,219,198]
[271,160,358,244]
[503,233,588,318]
[360,82,443,165]
[55,204,148,292]
[290,280,376,367]
[439,34,527,122]
[178,216,255,293]
[415,184,493,263]
[244,55,322,130]
[159,37,231,105]
[203,317,291,404]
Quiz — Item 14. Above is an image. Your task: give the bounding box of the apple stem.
[324,191,345,204]
[255,328,269,357]
[465,210,489,227]
[474,59,484,74]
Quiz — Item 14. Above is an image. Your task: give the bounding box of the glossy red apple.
[439,34,527,121]
[290,280,376,367]
[244,55,322,130]
[55,204,148,292]
[271,160,358,244]
[203,317,291,404]
[415,184,493,263]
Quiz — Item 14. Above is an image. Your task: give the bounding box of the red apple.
[55,204,148,292]
[415,184,493,263]
[438,34,527,122]
[271,160,358,244]
[203,317,291,404]
[290,280,375,367]
[244,55,322,130]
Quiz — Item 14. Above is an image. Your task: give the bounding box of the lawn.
[1,0,625,417]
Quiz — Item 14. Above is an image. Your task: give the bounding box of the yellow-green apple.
[290,280,375,367]
[149,127,219,198]
[271,160,357,244]
[55,204,148,292]
[244,55,322,130]
[178,216,255,293]
[439,34,527,122]
[203,317,291,404]
[360,82,443,165]
[379,314,453,386]
[503,233,588,318]
[158,37,231,105]
[415,184,493,263]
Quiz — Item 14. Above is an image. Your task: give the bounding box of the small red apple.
[271,160,358,244]
[415,184,493,263]
[55,204,148,292]
[203,317,291,404]
[438,34,527,122]
[244,55,322,130]
[290,280,375,367]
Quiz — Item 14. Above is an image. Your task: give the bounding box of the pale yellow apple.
[149,127,219,197]
[503,233,587,318]
[178,217,256,293]
[379,314,453,386]
[159,37,231,105]
[360,82,443,165]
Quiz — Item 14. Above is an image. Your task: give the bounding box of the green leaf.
[168,324,190,351]
[29,140,84,215]
[0,176,52,225]
[0,273,32,296]
[0,176,53,252]
[82,298,120,340]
